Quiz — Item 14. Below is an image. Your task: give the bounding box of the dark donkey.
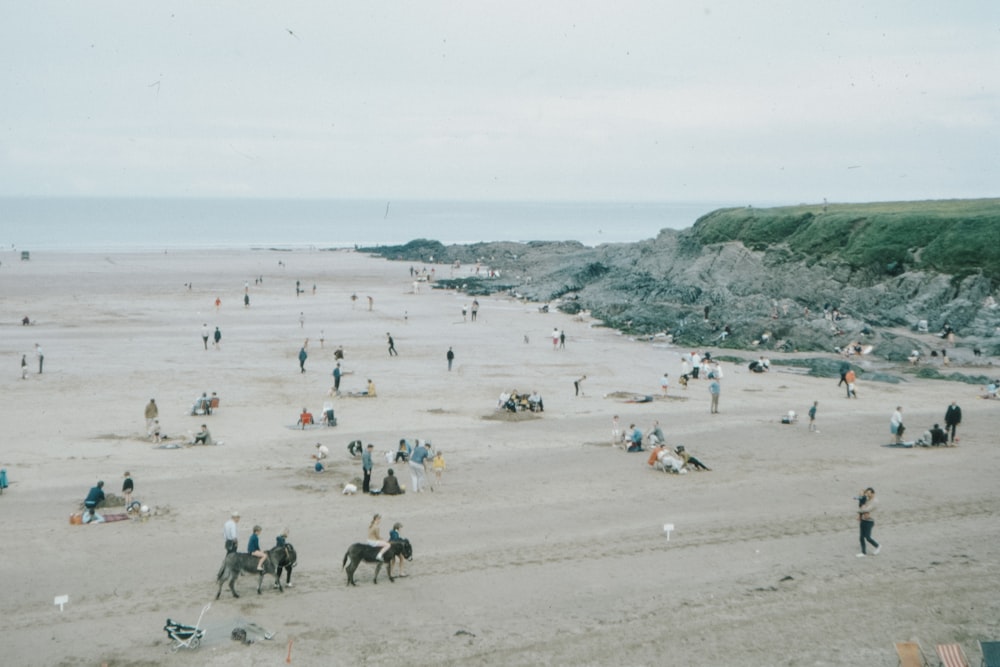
[216,544,292,599]
[342,539,412,586]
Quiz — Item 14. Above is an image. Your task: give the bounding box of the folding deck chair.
[937,644,970,667]
[980,641,1000,667]
[896,641,929,667]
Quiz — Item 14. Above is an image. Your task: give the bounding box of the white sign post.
[54,594,69,612]
[663,523,675,541]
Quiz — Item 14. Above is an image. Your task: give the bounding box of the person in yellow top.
[366,379,377,397]
[432,450,446,486]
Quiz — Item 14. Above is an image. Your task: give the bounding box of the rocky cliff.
[362,199,1000,361]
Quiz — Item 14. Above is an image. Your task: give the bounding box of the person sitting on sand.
[395,439,411,463]
[247,524,268,572]
[929,423,948,446]
[379,469,403,495]
[366,379,377,397]
[313,442,329,460]
[297,407,314,429]
[627,424,643,452]
[193,424,212,445]
[983,381,998,399]
[528,390,544,412]
[347,440,363,457]
[648,420,666,446]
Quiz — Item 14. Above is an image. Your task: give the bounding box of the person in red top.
[297,407,314,429]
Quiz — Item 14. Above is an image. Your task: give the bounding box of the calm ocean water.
[0,198,736,252]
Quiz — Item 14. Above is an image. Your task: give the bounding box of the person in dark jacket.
[84,481,105,518]
[944,401,962,443]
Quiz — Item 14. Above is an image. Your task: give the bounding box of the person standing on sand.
[552,328,560,350]
[447,347,455,371]
[213,326,222,350]
[122,471,134,509]
[890,407,905,444]
[709,378,721,414]
[298,343,308,373]
[660,372,670,396]
[559,330,566,349]
[808,401,819,432]
[944,401,962,443]
[21,353,28,379]
[333,362,342,394]
[611,415,622,446]
[387,333,398,357]
[35,343,44,374]
[409,439,430,492]
[224,511,240,553]
[144,399,158,435]
[856,487,881,557]
[471,299,479,321]
[202,323,210,350]
[362,444,374,493]
[367,296,373,311]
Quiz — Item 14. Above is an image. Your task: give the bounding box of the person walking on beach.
[709,378,721,414]
[808,401,819,432]
[409,439,430,492]
[471,299,479,321]
[21,353,28,379]
[890,406,905,444]
[213,326,222,350]
[844,369,857,398]
[244,293,250,308]
[447,347,455,371]
[856,487,880,557]
[299,312,305,329]
[944,401,962,443]
[432,450,446,487]
[224,511,240,553]
[660,372,670,396]
[298,343,308,373]
[202,323,210,350]
[552,328,560,350]
[574,375,587,397]
[387,333,397,357]
[362,444,374,493]
[144,399,158,435]
[332,362,342,394]
[35,343,44,374]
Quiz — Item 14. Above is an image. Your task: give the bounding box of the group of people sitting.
[497,389,544,413]
[297,403,337,428]
[618,420,711,474]
[190,392,219,415]
[914,423,950,447]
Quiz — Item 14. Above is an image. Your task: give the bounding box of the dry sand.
[2,248,998,667]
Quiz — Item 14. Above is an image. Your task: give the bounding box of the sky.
[1,1,997,204]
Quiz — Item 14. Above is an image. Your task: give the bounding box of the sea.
[0,197,742,252]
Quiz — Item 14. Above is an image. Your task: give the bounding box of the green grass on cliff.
[689,199,1000,282]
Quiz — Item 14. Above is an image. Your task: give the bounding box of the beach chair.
[896,641,929,667]
[936,644,969,667]
[980,641,1000,667]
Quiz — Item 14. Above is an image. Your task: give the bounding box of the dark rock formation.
[361,200,1000,362]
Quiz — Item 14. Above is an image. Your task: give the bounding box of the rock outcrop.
[362,199,1000,361]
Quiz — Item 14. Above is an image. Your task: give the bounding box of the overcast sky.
[1,1,997,204]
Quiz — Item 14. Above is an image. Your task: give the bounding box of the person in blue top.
[84,480,105,518]
[627,425,643,452]
[298,344,308,373]
[247,525,268,572]
[275,527,290,548]
[389,521,407,577]
[409,440,430,492]
[362,444,374,493]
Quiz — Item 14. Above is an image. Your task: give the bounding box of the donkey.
[342,539,412,586]
[215,545,287,599]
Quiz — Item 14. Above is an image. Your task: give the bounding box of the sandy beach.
[2,248,998,667]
